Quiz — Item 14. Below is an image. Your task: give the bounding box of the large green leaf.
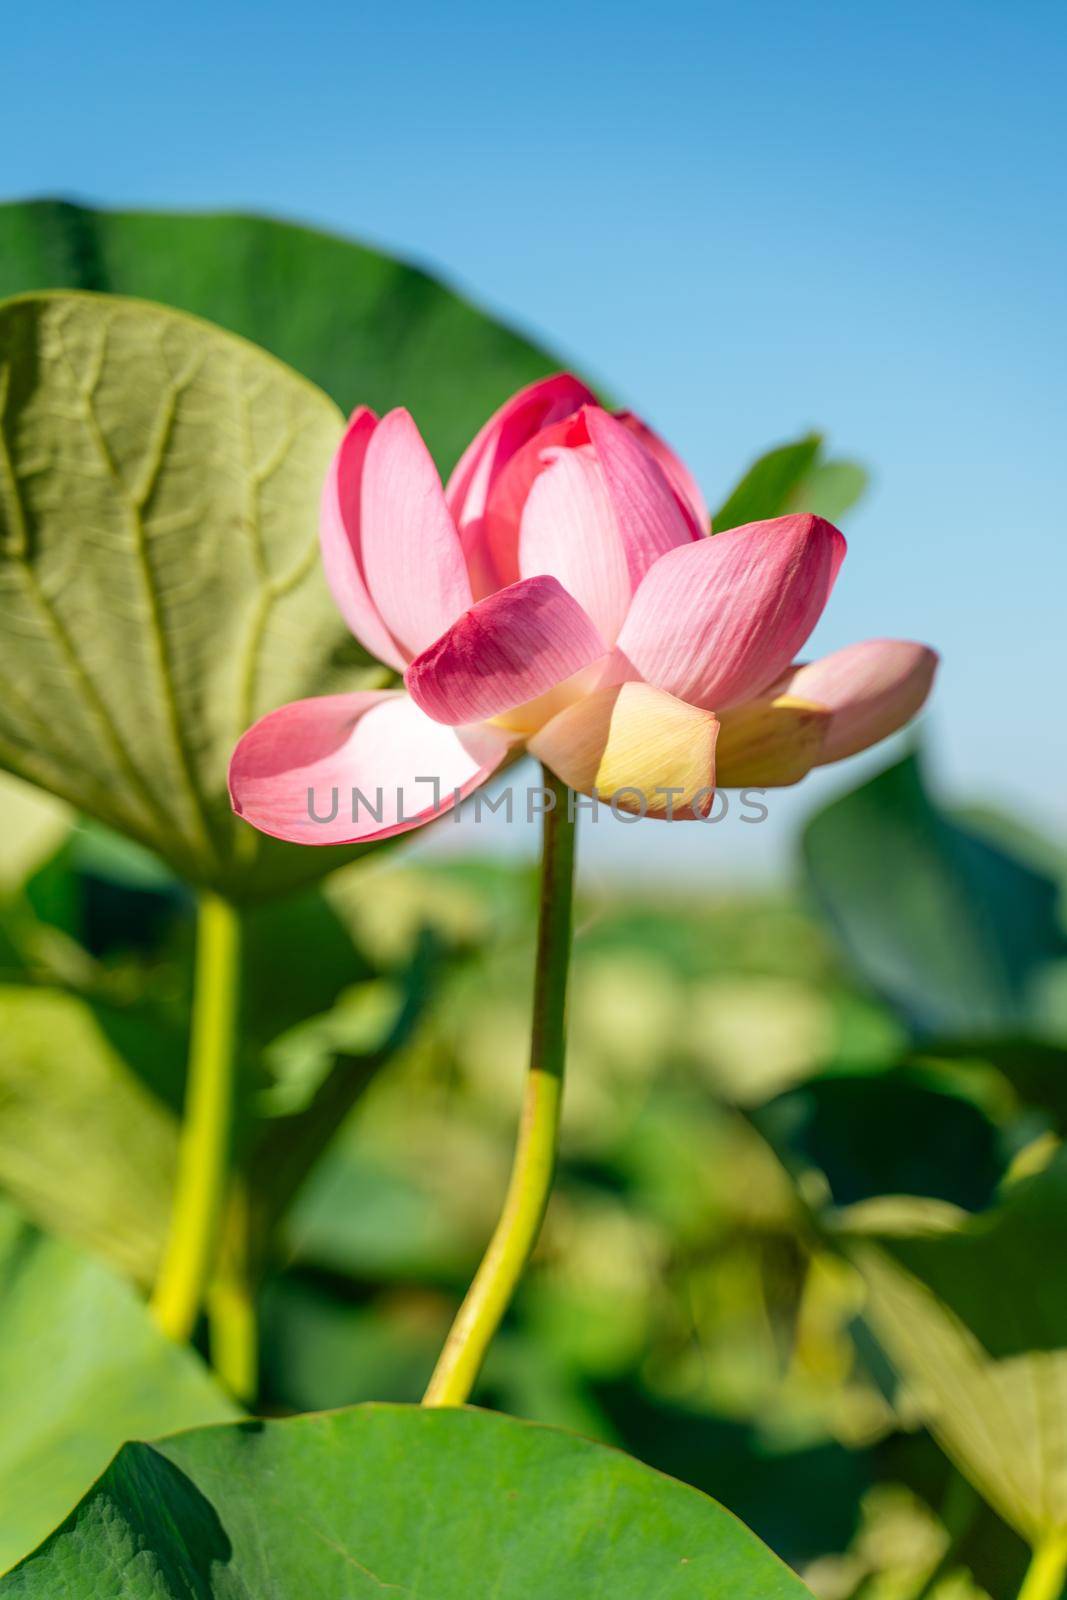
[0,291,390,899]
[0,200,563,476]
[844,1151,1067,1548]
[2,1403,811,1596]
[802,751,1066,1037]
[0,1201,236,1575]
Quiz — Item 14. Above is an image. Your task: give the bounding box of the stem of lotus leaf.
[150,891,241,1350]
[1019,1533,1067,1600]
[207,1181,259,1404]
[422,765,576,1407]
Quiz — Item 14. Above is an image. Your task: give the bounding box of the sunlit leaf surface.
[2,1404,812,1597]
[0,293,384,897]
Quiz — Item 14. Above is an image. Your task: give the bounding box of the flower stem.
[150,891,241,1345]
[423,766,576,1406]
[1019,1534,1067,1600]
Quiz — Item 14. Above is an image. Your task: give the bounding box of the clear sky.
[5,0,1065,881]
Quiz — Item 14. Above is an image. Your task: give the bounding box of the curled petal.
[229,691,507,846]
[616,514,846,711]
[405,575,607,726]
[359,409,473,657]
[529,681,719,819]
[584,407,700,580]
[518,443,632,643]
[319,407,408,673]
[782,638,939,764]
[446,374,597,594]
[715,694,830,787]
[614,409,710,533]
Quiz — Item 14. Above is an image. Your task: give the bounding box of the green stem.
[1019,1535,1067,1600]
[423,767,576,1407]
[150,891,241,1345]
[207,1183,259,1404]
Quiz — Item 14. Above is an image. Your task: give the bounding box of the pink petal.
[518,444,632,643]
[405,574,607,726]
[616,514,847,712]
[781,639,939,764]
[228,690,507,846]
[513,409,698,642]
[446,374,597,595]
[359,409,473,658]
[614,409,710,534]
[585,407,702,579]
[319,407,409,674]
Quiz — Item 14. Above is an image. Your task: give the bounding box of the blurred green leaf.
[875,1432,1031,1600]
[0,779,82,982]
[252,930,443,1228]
[0,986,181,1281]
[259,1271,445,1414]
[0,200,567,477]
[784,458,868,524]
[753,1066,1006,1212]
[714,435,867,532]
[69,819,180,892]
[1,1404,812,1596]
[240,887,375,1053]
[0,1201,235,1574]
[715,435,821,530]
[0,921,434,1287]
[281,1137,473,1287]
[803,752,1066,1038]
[0,776,70,894]
[914,1038,1067,1140]
[845,1150,1067,1548]
[0,292,388,900]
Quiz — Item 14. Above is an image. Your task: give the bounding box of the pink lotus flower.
[229,374,937,842]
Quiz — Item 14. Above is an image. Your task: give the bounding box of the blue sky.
[5,0,1065,880]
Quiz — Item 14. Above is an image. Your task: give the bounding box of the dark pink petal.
[359,409,473,657]
[446,374,597,594]
[480,412,588,592]
[405,574,607,726]
[616,514,847,711]
[614,409,710,534]
[319,407,408,673]
[228,691,507,846]
[782,638,939,763]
